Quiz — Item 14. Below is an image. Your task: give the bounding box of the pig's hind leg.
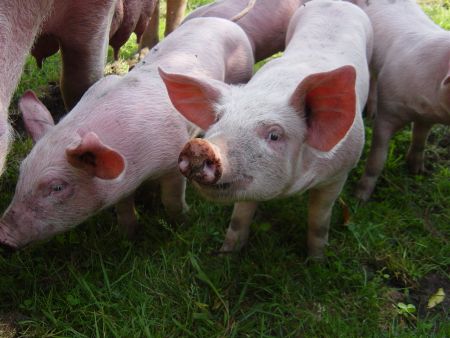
[220,201,258,253]
[355,112,405,201]
[307,177,347,259]
[405,121,432,175]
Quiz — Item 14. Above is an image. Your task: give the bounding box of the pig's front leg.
[307,178,347,259]
[405,121,432,175]
[160,171,189,221]
[355,115,404,201]
[116,194,138,238]
[59,42,105,110]
[220,201,258,253]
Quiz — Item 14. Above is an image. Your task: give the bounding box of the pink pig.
[160,0,373,258]
[0,17,254,251]
[0,0,116,177]
[183,0,303,62]
[349,0,450,201]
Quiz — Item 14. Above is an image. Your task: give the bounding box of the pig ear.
[19,90,55,142]
[158,67,228,130]
[66,132,125,180]
[290,65,356,152]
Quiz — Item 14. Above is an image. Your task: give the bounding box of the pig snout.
[0,222,18,255]
[178,138,222,185]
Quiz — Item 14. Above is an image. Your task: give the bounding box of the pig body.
[183,0,303,62]
[161,0,373,258]
[109,0,158,60]
[0,17,254,250]
[0,0,116,176]
[351,0,450,201]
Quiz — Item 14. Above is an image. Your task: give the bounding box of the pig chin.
[193,174,253,203]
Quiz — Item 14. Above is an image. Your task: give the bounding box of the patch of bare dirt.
[410,272,450,319]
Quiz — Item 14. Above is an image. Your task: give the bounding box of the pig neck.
[0,1,53,118]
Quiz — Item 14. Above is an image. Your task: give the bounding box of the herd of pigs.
[0,0,448,262]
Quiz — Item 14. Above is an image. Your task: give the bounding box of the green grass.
[1,1,449,337]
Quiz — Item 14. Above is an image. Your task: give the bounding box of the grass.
[1,0,449,337]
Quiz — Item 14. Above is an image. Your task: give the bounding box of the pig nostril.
[205,159,214,168]
[179,157,190,174]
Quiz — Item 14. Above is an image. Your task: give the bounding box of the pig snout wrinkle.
[178,139,222,185]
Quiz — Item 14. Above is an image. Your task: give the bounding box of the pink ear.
[19,90,55,142]
[158,67,228,130]
[66,132,125,180]
[290,65,357,152]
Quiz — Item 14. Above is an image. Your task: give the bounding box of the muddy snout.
[178,138,222,185]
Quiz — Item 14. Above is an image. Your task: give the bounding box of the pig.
[183,0,303,62]
[0,0,116,177]
[160,0,373,258]
[138,0,188,51]
[109,0,158,60]
[348,0,450,201]
[0,17,254,251]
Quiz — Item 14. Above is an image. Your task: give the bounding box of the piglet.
[161,0,373,258]
[349,0,450,201]
[184,0,303,62]
[0,17,254,251]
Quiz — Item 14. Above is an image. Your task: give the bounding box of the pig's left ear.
[66,132,125,180]
[290,65,356,152]
[158,67,229,130]
[19,90,55,143]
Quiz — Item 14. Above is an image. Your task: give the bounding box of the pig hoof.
[219,238,246,254]
[354,179,375,202]
[406,157,426,175]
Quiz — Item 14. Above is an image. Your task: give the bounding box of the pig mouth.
[196,174,253,194]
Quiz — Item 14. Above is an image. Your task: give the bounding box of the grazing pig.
[161,0,373,258]
[183,0,303,62]
[349,0,450,201]
[109,0,158,60]
[0,17,254,251]
[0,0,116,176]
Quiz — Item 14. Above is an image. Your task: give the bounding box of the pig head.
[0,91,127,250]
[160,66,358,203]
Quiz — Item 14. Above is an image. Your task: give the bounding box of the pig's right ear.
[158,67,229,130]
[19,90,55,143]
[66,132,125,180]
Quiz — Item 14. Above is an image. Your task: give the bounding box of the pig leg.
[405,121,432,174]
[139,0,160,51]
[164,0,187,36]
[355,115,404,201]
[220,201,258,253]
[159,171,189,220]
[116,194,139,238]
[59,43,106,110]
[365,75,378,119]
[307,178,346,259]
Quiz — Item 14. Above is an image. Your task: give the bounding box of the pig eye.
[268,132,279,141]
[51,184,65,192]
